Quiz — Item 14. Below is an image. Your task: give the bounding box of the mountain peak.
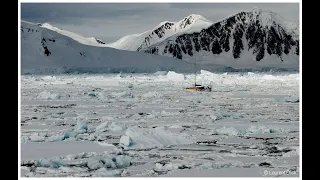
[106,13,212,51]
[251,6,262,14]
[177,14,211,30]
[181,14,210,22]
[247,7,298,34]
[185,14,203,19]
[156,21,175,28]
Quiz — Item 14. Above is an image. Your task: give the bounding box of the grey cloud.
[21,3,299,43]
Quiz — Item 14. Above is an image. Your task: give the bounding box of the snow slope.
[37,21,107,47]
[105,14,213,51]
[21,21,193,74]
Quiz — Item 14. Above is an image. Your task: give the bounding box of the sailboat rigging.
[186,53,212,92]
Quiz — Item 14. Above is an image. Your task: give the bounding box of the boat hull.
[186,86,212,92]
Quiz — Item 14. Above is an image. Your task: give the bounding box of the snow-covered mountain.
[20,8,300,74]
[141,8,299,68]
[105,14,213,51]
[20,21,193,74]
[37,22,107,46]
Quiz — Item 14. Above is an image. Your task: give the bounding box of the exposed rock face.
[143,8,299,62]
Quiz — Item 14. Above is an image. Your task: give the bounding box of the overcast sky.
[21,3,299,43]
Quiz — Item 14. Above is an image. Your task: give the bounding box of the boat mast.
[194,54,196,86]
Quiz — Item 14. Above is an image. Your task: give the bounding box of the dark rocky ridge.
[136,14,209,52]
[137,22,175,51]
[142,9,299,62]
